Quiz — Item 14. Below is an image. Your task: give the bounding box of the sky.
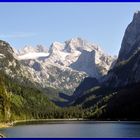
[0,3,140,55]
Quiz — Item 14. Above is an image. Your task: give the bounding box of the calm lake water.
[1,121,140,138]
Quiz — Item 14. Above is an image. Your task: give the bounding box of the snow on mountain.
[16,45,49,60]
[18,52,49,60]
[47,37,115,78]
[16,38,115,94]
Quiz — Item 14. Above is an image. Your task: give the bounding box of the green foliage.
[0,71,58,122]
[1,59,139,122]
[0,71,87,122]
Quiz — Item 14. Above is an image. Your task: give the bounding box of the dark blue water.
[1,121,140,138]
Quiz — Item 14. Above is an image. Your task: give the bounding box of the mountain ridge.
[15,37,115,96]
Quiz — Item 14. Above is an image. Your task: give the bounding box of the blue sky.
[0,3,140,55]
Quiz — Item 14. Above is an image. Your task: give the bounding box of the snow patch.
[17,52,49,60]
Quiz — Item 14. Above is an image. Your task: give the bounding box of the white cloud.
[0,32,37,39]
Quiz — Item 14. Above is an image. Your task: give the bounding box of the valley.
[0,11,140,127]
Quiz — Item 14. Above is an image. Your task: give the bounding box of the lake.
[1,121,140,138]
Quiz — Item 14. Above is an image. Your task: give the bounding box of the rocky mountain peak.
[106,11,140,88]
[133,11,140,21]
[64,37,100,53]
[0,40,14,55]
[118,11,140,61]
[0,40,16,64]
[0,40,23,78]
[49,42,64,54]
[65,37,85,52]
[19,45,48,55]
[17,38,115,79]
[35,45,48,53]
[19,45,34,54]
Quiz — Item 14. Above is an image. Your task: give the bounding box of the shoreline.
[1,119,140,129]
[0,123,13,129]
[0,118,85,129]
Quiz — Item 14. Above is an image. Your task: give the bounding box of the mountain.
[106,49,140,88]
[1,11,140,121]
[0,41,59,122]
[0,40,20,75]
[0,40,33,82]
[42,38,115,78]
[0,40,86,121]
[0,40,61,99]
[118,11,140,61]
[0,38,115,108]
[106,11,140,88]
[72,11,140,120]
[16,38,115,95]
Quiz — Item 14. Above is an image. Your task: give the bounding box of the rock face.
[0,40,21,77]
[107,50,140,87]
[118,11,140,61]
[16,38,115,94]
[0,40,50,88]
[106,11,140,88]
[70,50,98,77]
[72,11,140,111]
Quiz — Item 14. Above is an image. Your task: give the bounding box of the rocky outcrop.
[118,11,140,61]
[106,11,140,88]
[70,50,99,77]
